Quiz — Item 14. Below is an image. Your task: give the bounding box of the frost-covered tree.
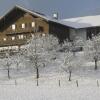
[12,52,23,71]
[62,52,73,81]
[24,34,59,79]
[4,51,12,79]
[84,34,100,70]
[62,47,85,81]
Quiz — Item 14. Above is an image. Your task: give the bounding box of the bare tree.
[4,51,12,79]
[12,52,22,71]
[62,52,73,81]
[92,34,100,70]
[68,65,72,81]
[84,34,100,70]
[24,34,59,80]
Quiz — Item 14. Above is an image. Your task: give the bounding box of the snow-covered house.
[0,5,70,50]
[60,15,100,40]
[1,4,100,50]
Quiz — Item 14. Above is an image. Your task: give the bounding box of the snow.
[0,51,99,100]
[0,75,99,100]
[61,15,100,29]
[0,34,100,100]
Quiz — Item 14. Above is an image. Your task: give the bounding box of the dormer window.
[12,24,16,30]
[22,23,25,29]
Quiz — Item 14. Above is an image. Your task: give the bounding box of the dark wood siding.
[0,6,70,47]
[86,27,100,39]
[49,21,70,43]
[0,8,49,47]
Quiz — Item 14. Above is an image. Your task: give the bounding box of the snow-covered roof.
[0,5,68,27]
[61,15,100,29]
[0,5,72,28]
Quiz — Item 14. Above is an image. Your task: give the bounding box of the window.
[3,38,6,41]
[38,26,44,32]
[20,35,24,39]
[12,24,16,30]
[22,23,25,29]
[12,37,15,40]
[18,35,24,39]
[42,34,46,37]
[32,22,35,27]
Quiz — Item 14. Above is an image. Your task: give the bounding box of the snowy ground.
[0,52,100,100]
[0,75,100,100]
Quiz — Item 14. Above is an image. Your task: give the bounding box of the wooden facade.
[0,6,69,50]
[49,21,70,43]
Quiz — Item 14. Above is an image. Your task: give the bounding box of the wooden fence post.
[59,80,61,87]
[76,80,79,87]
[97,80,99,87]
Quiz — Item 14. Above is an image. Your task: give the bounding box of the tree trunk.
[8,66,10,79]
[16,63,19,71]
[95,60,97,70]
[18,45,21,51]
[36,67,39,79]
[69,71,71,81]
[73,52,75,57]
[37,78,39,86]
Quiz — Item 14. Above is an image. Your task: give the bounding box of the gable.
[0,6,49,32]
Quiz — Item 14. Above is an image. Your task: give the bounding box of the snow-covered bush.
[84,34,100,70]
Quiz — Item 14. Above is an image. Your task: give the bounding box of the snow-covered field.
[0,75,100,100]
[0,51,100,100]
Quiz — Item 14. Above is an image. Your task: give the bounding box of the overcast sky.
[0,0,100,19]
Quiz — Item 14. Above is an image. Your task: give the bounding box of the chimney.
[53,12,58,20]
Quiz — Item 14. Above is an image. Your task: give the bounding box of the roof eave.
[0,5,50,22]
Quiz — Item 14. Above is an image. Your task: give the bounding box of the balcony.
[0,38,28,47]
[5,27,35,35]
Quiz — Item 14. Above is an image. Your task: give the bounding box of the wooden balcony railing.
[0,39,28,47]
[5,27,35,35]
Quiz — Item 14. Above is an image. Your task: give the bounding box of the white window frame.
[32,22,35,27]
[18,35,24,39]
[3,38,6,41]
[12,37,15,40]
[12,24,16,30]
[20,35,24,39]
[18,35,20,39]
[22,23,25,29]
